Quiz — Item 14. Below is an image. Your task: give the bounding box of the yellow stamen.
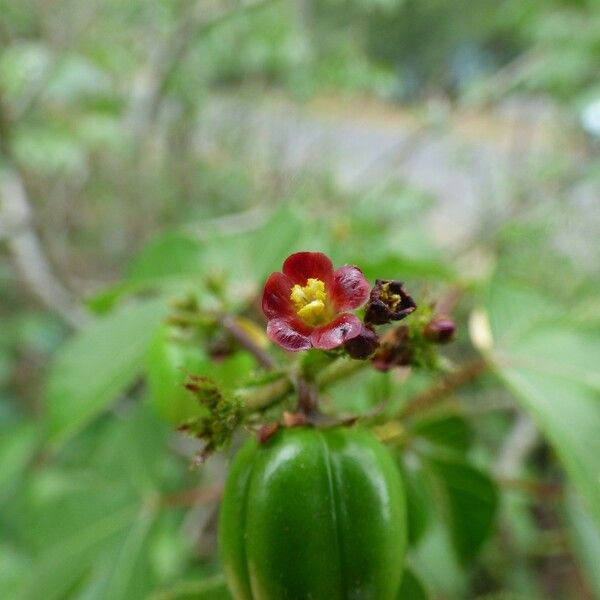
[290,278,330,326]
[380,282,402,311]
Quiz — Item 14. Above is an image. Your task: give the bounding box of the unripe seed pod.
[219,426,407,600]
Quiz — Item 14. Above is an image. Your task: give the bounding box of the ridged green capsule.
[219,426,406,600]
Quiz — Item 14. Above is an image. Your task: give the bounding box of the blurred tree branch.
[125,0,278,146]
[0,93,89,329]
[9,2,104,123]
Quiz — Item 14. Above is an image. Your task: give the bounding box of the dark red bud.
[423,316,456,344]
[364,279,416,325]
[344,325,379,360]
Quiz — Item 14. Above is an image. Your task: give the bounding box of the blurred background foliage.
[1,0,600,599]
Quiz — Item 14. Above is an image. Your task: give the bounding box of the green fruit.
[219,426,407,600]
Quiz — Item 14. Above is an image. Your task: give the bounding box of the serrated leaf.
[428,456,499,564]
[45,300,167,446]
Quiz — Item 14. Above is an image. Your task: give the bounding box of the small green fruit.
[219,426,407,600]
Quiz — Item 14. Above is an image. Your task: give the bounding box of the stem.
[497,477,562,500]
[220,315,275,370]
[315,357,369,387]
[237,357,368,415]
[400,357,488,418]
[160,484,223,508]
[296,376,318,416]
[238,375,293,414]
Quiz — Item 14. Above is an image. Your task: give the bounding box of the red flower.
[262,252,371,351]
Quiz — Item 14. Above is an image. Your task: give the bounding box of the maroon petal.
[262,272,294,319]
[310,314,362,350]
[282,252,334,286]
[331,266,371,311]
[267,317,312,351]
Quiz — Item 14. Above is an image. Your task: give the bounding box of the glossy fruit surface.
[219,426,406,600]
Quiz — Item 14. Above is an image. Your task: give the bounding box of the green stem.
[316,357,369,387]
[237,357,369,415]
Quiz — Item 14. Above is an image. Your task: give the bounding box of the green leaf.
[92,508,159,600]
[146,324,209,424]
[486,280,600,527]
[564,491,600,599]
[92,404,170,495]
[401,463,431,547]
[411,515,466,598]
[127,233,206,285]
[17,406,174,600]
[149,575,232,600]
[0,422,38,504]
[397,567,430,600]
[45,300,167,446]
[428,456,499,564]
[19,504,139,600]
[411,412,473,454]
[357,254,455,281]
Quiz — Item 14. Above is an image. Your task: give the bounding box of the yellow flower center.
[290,278,330,326]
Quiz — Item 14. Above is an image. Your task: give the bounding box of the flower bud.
[364,280,416,325]
[344,325,379,360]
[423,316,456,344]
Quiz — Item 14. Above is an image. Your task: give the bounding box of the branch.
[125,0,276,144]
[237,357,368,415]
[160,483,223,508]
[11,2,104,122]
[494,411,539,479]
[0,94,89,329]
[400,357,488,418]
[220,315,275,369]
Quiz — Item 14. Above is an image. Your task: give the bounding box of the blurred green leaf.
[427,456,499,564]
[411,515,466,598]
[358,254,455,282]
[146,324,209,424]
[0,422,38,504]
[127,233,206,286]
[399,462,432,548]
[411,412,473,454]
[487,280,600,527]
[150,575,232,600]
[45,300,167,446]
[19,503,139,600]
[16,406,178,600]
[397,566,430,600]
[565,491,600,599]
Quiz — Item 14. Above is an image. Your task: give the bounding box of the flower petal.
[267,317,312,351]
[282,252,334,285]
[310,314,362,350]
[331,265,371,311]
[262,272,294,319]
